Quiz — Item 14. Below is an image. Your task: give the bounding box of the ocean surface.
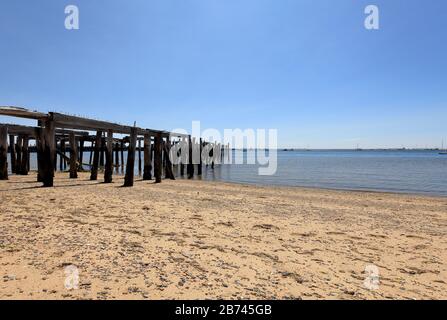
[8,150,447,196]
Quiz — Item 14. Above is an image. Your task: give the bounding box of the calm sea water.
[8,150,447,196]
[207,150,447,196]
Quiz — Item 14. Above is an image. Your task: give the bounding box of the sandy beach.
[0,172,446,300]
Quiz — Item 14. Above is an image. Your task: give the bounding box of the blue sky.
[0,0,446,148]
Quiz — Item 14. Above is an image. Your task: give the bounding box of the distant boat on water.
[439,140,447,155]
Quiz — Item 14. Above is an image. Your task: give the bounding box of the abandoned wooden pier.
[0,107,229,187]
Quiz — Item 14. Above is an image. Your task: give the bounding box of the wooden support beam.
[19,135,29,175]
[114,142,119,168]
[89,141,94,167]
[51,112,178,138]
[211,143,215,169]
[0,126,8,180]
[63,139,68,170]
[69,132,78,179]
[143,134,152,180]
[154,133,162,183]
[41,119,55,187]
[164,137,175,180]
[99,137,105,168]
[120,141,125,171]
[187,135,194,178]
[35,128,43,182]
[15,136,22,173]
[124,127,137,187]
[162,140,166,171]
[0,106,47,120]
[53,136,57,172]
[104,130,113,183]
[79,138,85,171]
[0,123,90,139]
[59,139,65,171]
[90,131,102,181]
[180,137,185,176]
[8,135,16,174]
[198,138,203,175]
[138,139,142,174]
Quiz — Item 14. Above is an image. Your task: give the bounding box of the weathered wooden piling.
[104,130,113,183]
[99,137,105,167]
[35,128,43,182]
[210,143,215,169]
[59,139,65,171]
[0,126,8,180]
[19,135,29,175]
[15,136,22,172]
[143,134,152,180]
[90,131,102,181]
[53,136,57,172]
[198,138,203,175]
[114,142,119,168]
[180,137,185,176]
[89,141,94,167]
[69,132,78,179]
[187,135,194,178]
[138,139,142,174]
[79,138,85,171]
[154,133,162,183]
[164,137,175,180]
[41,119,55,187]
[120,141,125,171]
[8,135,16,174]
[63,139,68,170]
[124,127,137,187]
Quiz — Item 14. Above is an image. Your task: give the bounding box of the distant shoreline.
[7,147,445,152]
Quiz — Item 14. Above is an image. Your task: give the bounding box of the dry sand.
[0,172,446,300]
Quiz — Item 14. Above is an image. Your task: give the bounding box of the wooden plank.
[0,126,8,180]
[8,135,16,174]
[154,133,162,183]
[41,119,55,187]
[0,108,185,138]
[0,106,48,120]
[143,134,152,180]
[0,123,90,138]
[90,131,102,181]
[104,130,113,183]
[52,112,134,134]
[124,127,137,187]
[69,132,78,179]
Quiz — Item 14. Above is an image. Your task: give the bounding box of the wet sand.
[1,172,446,299]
